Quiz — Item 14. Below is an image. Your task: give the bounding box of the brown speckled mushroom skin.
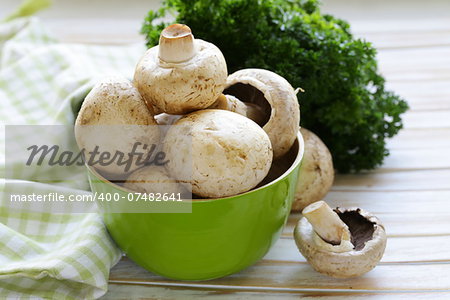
[134,40,227,115]
[76,76,157,127]
[292,128,335,211]
[294,207,387,278]
[163,109,273,198]
[75,75,159,176]
[225,68,300,159]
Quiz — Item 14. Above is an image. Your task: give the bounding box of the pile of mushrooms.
[75,23,388,278]
[75,23,300,198]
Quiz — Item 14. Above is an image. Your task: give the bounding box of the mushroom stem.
[302,201,352,245]
[210,94,266,125]
[155,113,183,126]
[159,24,197,63]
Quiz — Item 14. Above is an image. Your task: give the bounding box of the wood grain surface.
[2,0,446,298]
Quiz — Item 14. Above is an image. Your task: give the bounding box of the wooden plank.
[265,235,450,264]
[334,109,449,133]
[103,284,450,299]
[284,190,450,237]
[42,20,450,50]
[379,148,450,171]
[47,20,450,51]
[332,169,450,191]
[357,30,450,49]
[108,258,450,292]
[384,80,450,111]
[377,47,450,80]
[384,68,450,83]
[351,19,450,35]
[4,0,450,51]
[385,78,450,94]
[403,96,450,112]
[380,130,450,172]
[8,1,448,50]
[350,18,450,49]
[322,190,450,215]
[283,213,450,238]
[386,128,450,150]
[45,19,143,44]
[403,110,450,129]
[47,21,450,50]
[4,2,449,51]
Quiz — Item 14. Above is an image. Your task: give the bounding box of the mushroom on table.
[292,128,335,211]
[294,201,387,278]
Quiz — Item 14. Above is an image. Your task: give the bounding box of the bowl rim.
[88,130,305,202]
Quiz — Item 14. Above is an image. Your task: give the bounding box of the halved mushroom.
[75,75,160,176]
[163,109,273,198]
[294,201,387,278]
[134,24,228,115]
[292,128,334,212]
[224,69,300,159]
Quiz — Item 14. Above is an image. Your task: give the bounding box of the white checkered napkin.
[0,17,147,299]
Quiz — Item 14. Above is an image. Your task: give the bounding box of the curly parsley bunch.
[141,0,408,173]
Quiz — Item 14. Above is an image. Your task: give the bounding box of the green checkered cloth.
[0,17,146,299]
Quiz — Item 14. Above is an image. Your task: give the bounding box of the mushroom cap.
[75,75,160,176]
[292,128,334,211]
[163,109,273,198]
[225,68,300,159]
[134,39,227,115]
[124,165,185,194]
[294,207,387,278]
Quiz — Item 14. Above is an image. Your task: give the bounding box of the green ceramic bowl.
[88,132,304,280]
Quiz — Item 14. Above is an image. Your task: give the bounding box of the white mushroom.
[292,128,334,211]
[224,68,300,159]
[75,75,160,176]
[294,201,387,278]
[134,24,228,115]
[163,109,273,198]
[124,165,185,195]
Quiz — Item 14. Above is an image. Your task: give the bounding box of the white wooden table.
[2,0,449,298]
